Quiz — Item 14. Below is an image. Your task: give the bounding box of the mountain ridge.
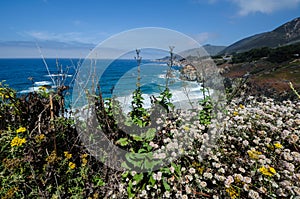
[221,17,300,54]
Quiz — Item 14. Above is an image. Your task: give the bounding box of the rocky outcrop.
[180,64,198,81]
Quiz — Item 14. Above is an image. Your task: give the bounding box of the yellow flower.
[10,136,26,147]
[46,150,60,164]
[274,143,283,149]
[82,158,88,167]
[81,153,88,158]
[35,134,45,141]
[69,162,76,169]
[259,166,276,177]
[226,186,239,199]
[16,127,26,133]
[269,167,276,174]
[247,149,262,160]
[64,151,72,159]
[183,126,190,131]
[0,88,10,99]
[233,111,238,116]
[38,86,47,92]
[239,104,245,109]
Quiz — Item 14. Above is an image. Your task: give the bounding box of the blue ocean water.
[0,58,203,110]
[0,58,78,93]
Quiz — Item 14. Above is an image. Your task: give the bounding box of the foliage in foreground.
[0,79,300,199]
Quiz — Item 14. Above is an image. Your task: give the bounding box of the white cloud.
[231,0,300,16]
[25,31,102,44]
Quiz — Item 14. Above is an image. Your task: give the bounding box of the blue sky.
[0,0,300,57]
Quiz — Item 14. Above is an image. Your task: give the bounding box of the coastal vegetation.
[0,48,300,199]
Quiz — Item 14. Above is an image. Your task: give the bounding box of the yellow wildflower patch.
[16,127,26,133]
[38,86,47,92]
[64,151,72,159]
[259,166,276,177]
[82,158,88,167]
[233,111,238,116]
[10,136,26,147]
[35,134,45,142]
[46,150,61,164]
[69,162,76,169]
[0,88,10,99]
[81,153,88,158]
[183,126,190,131]
[226,186,239,199]
[274,143,283,149]
[239,104,245,109]
[269,167,276,174]
[247,149,262,160]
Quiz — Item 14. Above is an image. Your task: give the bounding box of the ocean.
[0,58,203,111]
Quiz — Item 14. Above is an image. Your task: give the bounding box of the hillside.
[221,17,300,54]
[218,42,300,100]
[202,44,226,56]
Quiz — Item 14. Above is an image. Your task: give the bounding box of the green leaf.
[144,128,156,141]
[132,134,143,141]
[127,181,135,199]
[116,137,129,146]
[138,148,147,153]
[148,173,156,186]
[121,171,129,178]
[162,179,170,191]
[133,173,144,184]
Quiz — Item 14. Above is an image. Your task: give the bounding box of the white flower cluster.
[121,96,300,198]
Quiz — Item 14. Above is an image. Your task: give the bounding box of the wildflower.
[269,167,276,174]
[247,149,262,160]
[182,194,188,199]
[239,104,245,109]
[242,140,249,147]
[35,134,45,142]
[258,186,267,194]
[189,167,196,174]
[289,134,299,144]
[38,86,47,92]
[234,174,243,183]
[248,190,260,199]
[226,186,239,199]
[203,172,213,179]
[16,127,26,133]
[170,166,175,173]
[10,136,26,147]
[294,187,300,196]
[81,153,88,158]
[0,88,10,99]
[156,171,162,181]
[274,143,283,149]
[243,176,252,184]
[64,151,72,159]
[46,150,60,163]
[239,167,246,173]
[185,185,192,194]
[82,158,88,166]
[183,126,190,131]
[68,162,76,169]
[164,191,170,198]
[243,184,250,191]
[259,166,276,177]
[225,176,234,188]
[200,181,207,187]
[233,111,238,116]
